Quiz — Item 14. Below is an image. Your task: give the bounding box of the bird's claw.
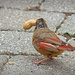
[33,61,46,65]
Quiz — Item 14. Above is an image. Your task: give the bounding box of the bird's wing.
[38,31,62,45]
[33,30,75,52]
[57,46,75,51]
[39,42,58,52]
[33,38,75,52]
[42,37,62,45]
[33,38,59,52]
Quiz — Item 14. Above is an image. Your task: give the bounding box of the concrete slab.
[0,0,42,10]
[57,14,75,35]
[40,0,75,13]
[0,31,39,55]
[0,9,65,32]
[0,55,75,75]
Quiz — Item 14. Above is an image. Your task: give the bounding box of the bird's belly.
[37,49,64,57]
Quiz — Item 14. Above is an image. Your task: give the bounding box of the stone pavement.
[0,0,75,75]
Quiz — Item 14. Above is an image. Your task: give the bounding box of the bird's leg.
[49,56,54,60]
[47,55,54,60]
[33,57,48,65]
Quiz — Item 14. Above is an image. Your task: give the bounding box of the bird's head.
[35,18,48,30]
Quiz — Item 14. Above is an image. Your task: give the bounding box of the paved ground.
[0,0,75,75]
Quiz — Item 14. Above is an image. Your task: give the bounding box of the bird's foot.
[33,61,46,65]
[33,57,48,65]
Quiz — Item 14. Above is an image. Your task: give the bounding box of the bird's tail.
[57,46,75,51]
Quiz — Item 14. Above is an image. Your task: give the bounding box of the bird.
[32,18,75,65]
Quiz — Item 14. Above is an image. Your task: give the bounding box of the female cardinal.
[32,18,75,64]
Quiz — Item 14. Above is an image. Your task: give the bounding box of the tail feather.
[57,46,75,51]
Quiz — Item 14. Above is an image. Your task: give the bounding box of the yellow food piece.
[55,32,60,35]
[9,62,14,65]
[23,19,36,30]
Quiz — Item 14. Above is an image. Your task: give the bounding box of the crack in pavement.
[0,55,9,73]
